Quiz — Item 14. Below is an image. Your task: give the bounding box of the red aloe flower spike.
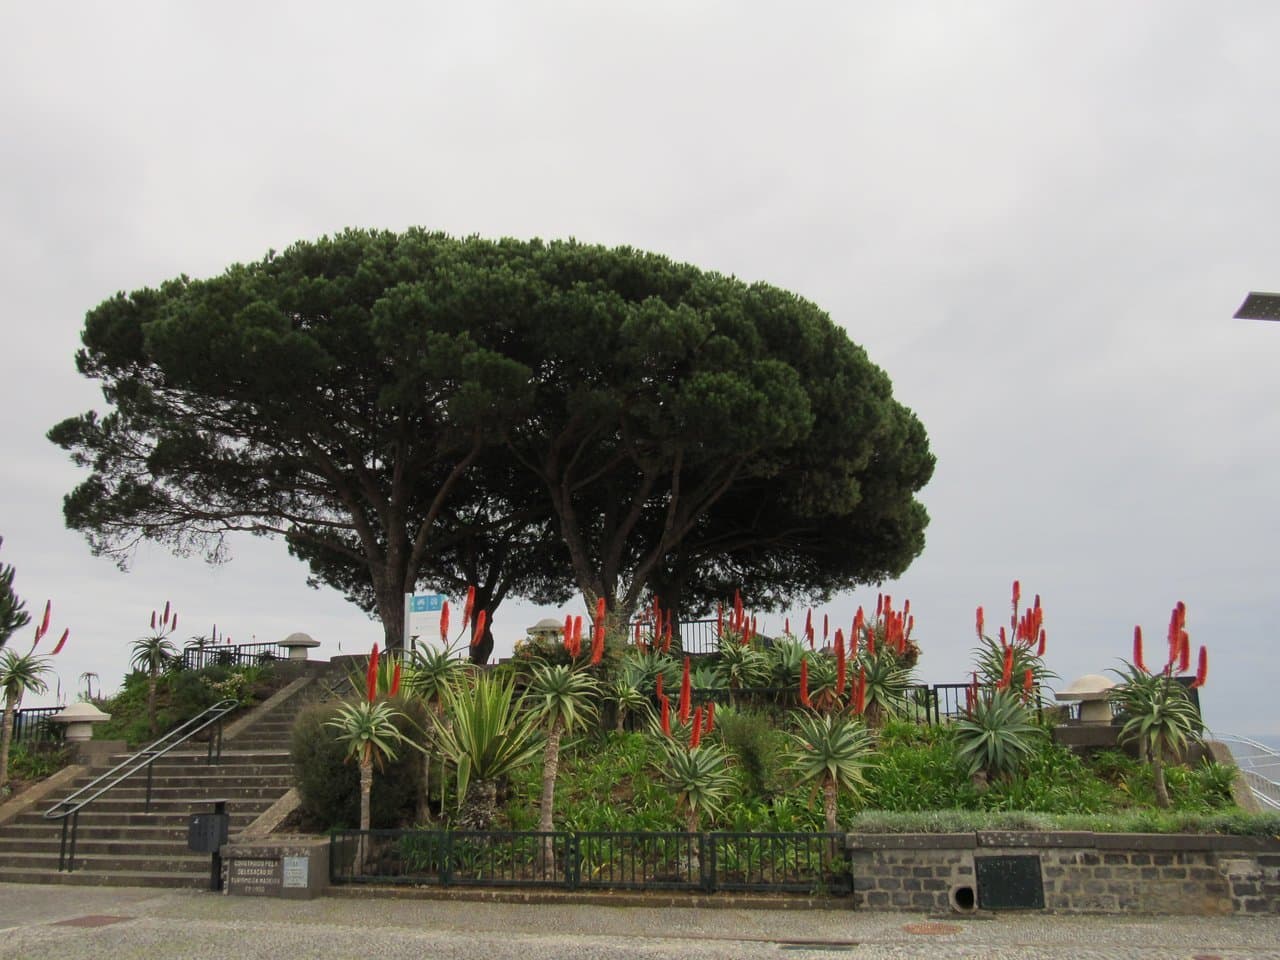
[162,601,171,627]
[572,616,583,657]
[51,628,69,656]
[471,610,487,650]
[462,586,476,630]
[704,702,715,734]
[906,615,914,641]
[634,620,642,645]
[799,657,812,708]
[835,628,847,694]
[663,614,673,653]
[367,644,380,702]
[733,589,743,623]
[660,695,671,736]
[690,706,703,749]
[750,614,757,640]
[38,601,51,641]
[1176,600,1187,630]
[804,609,813,641]
[965,685,975,717]
[172,613,178,631]
[999,644,1014,690]
[679,657,692,724]
[1187,650,1208,686]
[1166,608,1180,668]
[853,606,865,636]
[440,601,451,643]
[1012,580,1020,609]
[1023,668,1034,695]
[1133,625,1148,673]
[785,616,790,636]
[590,627,604,666]
[150,610,157,632]
[822,613,829,642]
[854,667,866,715]
[655,673,664,698]
[1178,630,1191,673]
[595,596,607,637]
[390,661,402,697]
[716,602,723,638]
[866,622,876,657]
[1037,628,1046,657]
[999,626,1007,650]
[875,593,883,619]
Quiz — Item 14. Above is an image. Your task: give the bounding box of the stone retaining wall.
[845,832,1280,915]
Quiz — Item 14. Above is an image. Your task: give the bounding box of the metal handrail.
[43,698,239,871]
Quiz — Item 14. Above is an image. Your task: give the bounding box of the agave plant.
[716,635,769,706]
[655,739,736,833]
[430,674,543,830]
[526,664,600,833]
[853,648,913,728]
[786,712,873,833]
[767,637,807,689]
[954,688,1042,787]
[608,661,653,733]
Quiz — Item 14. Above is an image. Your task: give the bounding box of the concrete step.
[1,822,191,842]
[13,809,265,828]
[0,850,211,873]
[0,836,211,857]
[0,866,208,888]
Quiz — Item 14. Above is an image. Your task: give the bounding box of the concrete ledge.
[239,788,300,841]
[327,885,850,910]
[846,833,974,850]
[976,831,1096,848]
[223,676,314,741]
[0,764,86,827]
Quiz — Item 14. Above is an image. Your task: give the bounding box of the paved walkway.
[0,883,1277,959]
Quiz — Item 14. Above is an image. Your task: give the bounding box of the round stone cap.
[51,701,111,723]
[528,618,564,635]
[280,632,320,648]
[1055,673,1116,702]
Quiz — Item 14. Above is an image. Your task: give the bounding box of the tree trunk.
[615,706,626,734]
[460,778,498,831]
[0,697,16,792]
[823,777,839,834]
[538,720,563,834]
[1152,748,1170,809]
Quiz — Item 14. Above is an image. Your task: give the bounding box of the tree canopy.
[50,230,933,648]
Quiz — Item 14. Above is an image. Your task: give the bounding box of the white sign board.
[404,593,448,646]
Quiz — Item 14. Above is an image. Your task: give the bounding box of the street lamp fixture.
[1234,292,1280,321]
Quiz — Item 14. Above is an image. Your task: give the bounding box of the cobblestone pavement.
[0,884,1277,959]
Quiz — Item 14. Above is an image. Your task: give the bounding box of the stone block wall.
[845,832,1280,915]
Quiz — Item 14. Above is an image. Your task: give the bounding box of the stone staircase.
[0,674,336,888]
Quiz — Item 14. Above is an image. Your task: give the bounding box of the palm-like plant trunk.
[357,752,373,873]
[418,749,432,823]
[538,719,564,873]
[1152,747,1170,808]
[0,697,16,792]
[460,779,498,831]
[537,719,563,834]
[147,669,158,737]
[822,777,839,834]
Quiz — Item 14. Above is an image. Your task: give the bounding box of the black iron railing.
[43,698,239,871]
[12,706,64,745]
[330,828,850,894]
[179,641,285,671]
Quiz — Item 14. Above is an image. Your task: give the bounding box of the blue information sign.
[410,594,445,613]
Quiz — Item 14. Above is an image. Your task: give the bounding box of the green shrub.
[290,698,424,831]
[865,724,978,811]
[5,743,71,782]
[714,707,788,798]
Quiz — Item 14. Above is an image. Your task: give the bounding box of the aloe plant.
[787,712,872,832]
[656,739,736,833]
[527,664,600,834]
[954,688,1041,786]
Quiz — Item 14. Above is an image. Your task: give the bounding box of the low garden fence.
[179,641,286,671]
[12,706,64,745]
[329,828,851,895]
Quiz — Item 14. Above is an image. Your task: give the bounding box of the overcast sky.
[3,2,1279,738]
